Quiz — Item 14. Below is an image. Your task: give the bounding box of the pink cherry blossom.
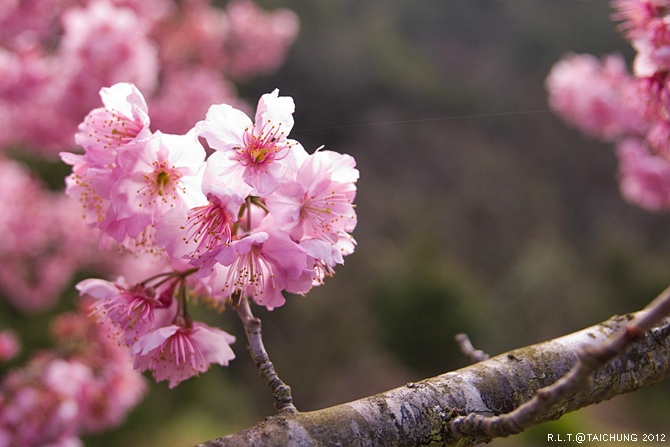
[197,89,307,196]
[60,82,153,228]
[0,307,145,446]
[156,184,244,265]
[617,137,670,210]
[58,0,159,115]
[130,322,236,388]
[546,52,648,141]
[612,0,670,40]
[206,229,314,309]
[75,82,152,158]
[0,158,97,313]
[301,234,357,286]
[225,0,300,79]
[103,129,207,250]
[265,150,358,242]
[77,278,174,346]
[50,310,147,433]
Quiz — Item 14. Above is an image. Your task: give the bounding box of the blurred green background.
[68,0,668,445]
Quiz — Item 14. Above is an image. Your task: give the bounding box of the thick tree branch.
[199,306,670,446]
[449,285,670,442]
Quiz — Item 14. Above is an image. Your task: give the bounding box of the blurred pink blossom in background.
[0,0,299,155]
[546,0,670,212]
[0,306,146,446]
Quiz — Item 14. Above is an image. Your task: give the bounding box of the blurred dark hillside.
[92,2,670,445]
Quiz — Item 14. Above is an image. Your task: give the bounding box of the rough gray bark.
[196,312,670,447]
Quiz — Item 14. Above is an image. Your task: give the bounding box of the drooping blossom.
[197,89,307,196]
[77,278,176,346]
[130,322,236,388]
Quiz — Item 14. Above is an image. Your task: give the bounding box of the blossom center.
[156,171,171,196]
[223,244,276,303]
[138,160,183,208]
[237,121,289,168]
[182,200,234,259]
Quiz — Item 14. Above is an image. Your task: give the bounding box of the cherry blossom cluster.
[64,83,359,388]
[0,157,100,313]
[0,0,299,155]
[0,305,146,446]
[546,0,670,211]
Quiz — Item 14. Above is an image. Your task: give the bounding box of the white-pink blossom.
[103,129,207,250]
[75,82,152,159]
[61,82,153,228]
[197,89,307,196]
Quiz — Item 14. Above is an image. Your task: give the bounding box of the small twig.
[233,295,298,414]
[449,284,670,441]
[455,333,490,364]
